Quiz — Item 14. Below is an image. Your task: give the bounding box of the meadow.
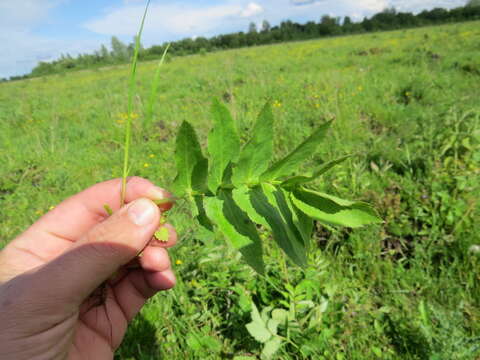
[1,21,479,359]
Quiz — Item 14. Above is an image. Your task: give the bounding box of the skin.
[0,177,178,360]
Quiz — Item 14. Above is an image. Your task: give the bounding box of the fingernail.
[163,269,176,285]
[147,186,170,201]
[128,199,156,226]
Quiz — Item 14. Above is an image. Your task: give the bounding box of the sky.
[0,0,467,79]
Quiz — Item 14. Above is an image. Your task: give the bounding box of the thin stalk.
[146,43,171,124]
[121,0,151,206]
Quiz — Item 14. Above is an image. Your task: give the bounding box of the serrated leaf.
[154,227,169,242]
[261,306,274,323]
[232,102,274,187]
[261,337,283,360]
[271,309,289,323]
[173,121,206,197]
[233,186,312,250]
[207,99,240,193]
[191,157,209,194]
[246,302,272,343]
[260,121,332,181]
[232,186,269,228]
[194,195,213,231]
[204,192,264,274]
[248,184,308,267]
[267,319,280,335]
[282,154,352,187]
[291,188,382,228]
[290,196,313,249]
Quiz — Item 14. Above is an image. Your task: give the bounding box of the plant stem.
[121,0,151,206]
[146,43,171,125]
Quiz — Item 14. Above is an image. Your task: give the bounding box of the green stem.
[120,0,151,206]
[146,43,171,124]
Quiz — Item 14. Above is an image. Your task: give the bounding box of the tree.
[318,15,340,36]
[100,45,110,59]
[110,36,128,61]
[261,20,271,32]
[248,22,258,33]
[467,0,480,6]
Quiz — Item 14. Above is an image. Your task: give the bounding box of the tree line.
[3,2,480,82]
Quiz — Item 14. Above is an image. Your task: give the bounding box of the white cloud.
[83,0,468,48]
[0,0,62,29]
[291,0,325,5]
[0,0,102,78]
[85,1,265,39]
[241,2,264,17]
[347,0,388,13]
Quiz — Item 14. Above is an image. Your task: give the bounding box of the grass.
[1,21,480,359]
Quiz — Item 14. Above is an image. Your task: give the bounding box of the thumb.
[36,198,160,305]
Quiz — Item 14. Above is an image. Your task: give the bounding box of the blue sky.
[0,0,467,78]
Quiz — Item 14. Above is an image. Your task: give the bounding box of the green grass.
[1,21,480,359]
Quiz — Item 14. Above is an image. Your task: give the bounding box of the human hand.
[0,177,177,360]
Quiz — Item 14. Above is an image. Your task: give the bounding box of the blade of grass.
[121,0,151,206]
[146,43,171,125]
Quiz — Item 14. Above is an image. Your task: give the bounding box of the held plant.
[172,100,381,273]
[119,0,379,271]
[117,0,172,242]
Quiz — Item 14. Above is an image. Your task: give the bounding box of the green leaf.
[271,309,289,323]
[186,333,222,353]
[232,186,270,228]
[248,184,308,267]
[204,192,264,274]
[194,195,214,231]
[232,102,274,187]
[246,302,272,343]
[261,337,283,360]
[191,157,209,194]
[291,188,382,228]
[289,196,314,249]
[173,121,206,197]
[207,99,241,193]
[282,154,352,187]
[267,318,280,335]
[233,186,311,249]
[154,227,169,242]
[103,204,113,216]
[260,121,332,181]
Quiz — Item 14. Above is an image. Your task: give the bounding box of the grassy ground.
[1,21,479,359]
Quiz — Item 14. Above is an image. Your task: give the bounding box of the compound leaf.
[291,188,382,228]
[262,337,283,360]
[260,121,332,182]
[204,191,264,274]
[246,302,271,343]
[207,99,240,193]
[232,102,274,187]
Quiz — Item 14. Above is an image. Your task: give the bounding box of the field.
[1,21,480,359]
